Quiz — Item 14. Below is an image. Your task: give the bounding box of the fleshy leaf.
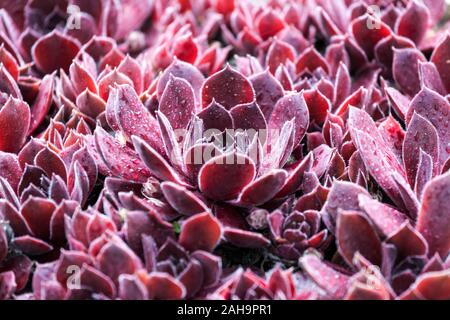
[0,271,16,300]
[395,0,430,45]
[140,272,186,300]
[275,153,313,198]
[351,15,391,60]
[97,235,142,283]
[80,264,116,298]
[125,210,174,253]
[303,89,330,126]
[385,86,410,120]
[417,171,450,258]
[178,259,203,298]
[407,87,450,166]
[0,97,30,153]
[132,136,189,187]
[157,59,205,104]
[415,150,434,199]
[117,55,143,94]
[34,147,67,182]
[12,235,53,255]
[237,170,287,206]
[161,182,209,216]
[419,61,446,96]
[197,100,233,133]
[386,221,427,260]
[32,31,80,73]
[98,69,134,101]
[94,127,151,182]
[266,40,295,74]
[118,274,148,300]
[230,101,267,135]
[333,62,351,109]
[296,47,329,74]
[109,84,165,157]
[403,112,440,186]
[401,270,450,300]
[378,116,404,163]
[159,75,196,130]
[349,108,410,211]
[201,65,255,110]
[336,210,382,266]
[321,181,370,234]
[257,9,285,40]
[28,74,54,134]
[0,64,21,98]
[358,194,408,238]
[374,34,414,76]
[300,253,350,299]
[173,33,198,64]
[268,92,309,148]
[69,61,97,96]
[198,152,255,201]
[21,197,56,240]
[393,48,426,96]
[223,228,270,248]
[430,34,450,93]
[179,212,222,252]
[191,251,221,288]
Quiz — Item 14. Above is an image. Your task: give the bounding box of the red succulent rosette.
[0,0,449,300]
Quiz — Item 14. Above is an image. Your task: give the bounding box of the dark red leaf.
[268,92,309,148]
[159,75,196,130]
[417,171,450,258]
[431,34,450,93]
[336,210,382,266]
[300,253,350,299]
[351,15,391,60]
[32,31,80,73]
[395,0,430,45]
[201,65,254,110]
[296,47,329,74]
[198,153,255,201]
[161,182,209,216]
[393,48,426,96]
[0,97,30,153]
[403,112,440,187]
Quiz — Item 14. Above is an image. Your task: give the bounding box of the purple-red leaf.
[393,48,426,96]
[403,112,440,186]
[268,92,309,148]
[395,0,430,45]
[94,127,151,182]
[159,75,196,130]
[201,65,254,110]
[32,31,80,73]
[336,210,382,266]
[0,97,30,153]
[300,253,350,299]
[407,87,450,166]
[199,153,255,201]
[179,212,222,252]
[417,171,450,258]
[431,34,450,93]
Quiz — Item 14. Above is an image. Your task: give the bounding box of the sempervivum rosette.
[0,0,449,300]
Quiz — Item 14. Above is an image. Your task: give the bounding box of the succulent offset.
[0,0,449,300]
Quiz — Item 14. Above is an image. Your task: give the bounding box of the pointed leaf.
[198,153,255,201]
[179,212,222,252]
[201,65,254,110]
